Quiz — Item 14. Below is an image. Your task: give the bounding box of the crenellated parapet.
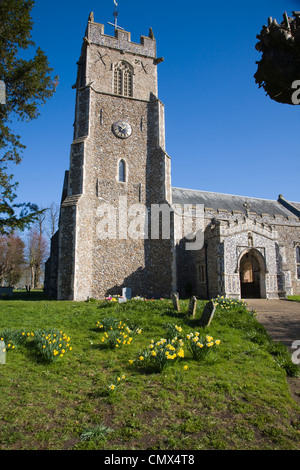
[85,17,157,59]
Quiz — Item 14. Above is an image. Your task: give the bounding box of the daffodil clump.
[98,320,142,349]
[32,329,72,363]
[185,332,220,360]
[0,329,30,351]
[133,336,186,371]
[108,374,126,394]
[212,296,248,310]
[164,323,184,340]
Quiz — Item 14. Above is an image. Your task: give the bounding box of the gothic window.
[119,159,126,183]
[113,61,133,97]
[296,246,300,279]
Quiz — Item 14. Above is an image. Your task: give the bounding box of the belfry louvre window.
[113,61,133,97]
[297,246,300,279]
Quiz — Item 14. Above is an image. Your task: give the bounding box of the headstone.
[0,287,13,298]
[171,292,180,312]
[187,296,197,317]
[122,287,132,300]
[199,301,216,327]
[0,341,6,364]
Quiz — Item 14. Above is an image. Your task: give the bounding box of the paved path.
[245,299,300,405]
[245,299,300,350]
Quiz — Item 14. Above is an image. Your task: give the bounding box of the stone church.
[44,13,300,301]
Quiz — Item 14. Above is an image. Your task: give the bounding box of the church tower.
[53,12,175,300]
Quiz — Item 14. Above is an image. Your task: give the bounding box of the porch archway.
[239,249,266,299]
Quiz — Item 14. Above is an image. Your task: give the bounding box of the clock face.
[112,120,132,139]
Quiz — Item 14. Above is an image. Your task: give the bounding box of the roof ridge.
[172,187,279,203]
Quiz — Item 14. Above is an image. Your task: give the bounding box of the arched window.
[119,159,126,183]
[113,61,133,97]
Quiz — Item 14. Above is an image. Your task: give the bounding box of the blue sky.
[11,0,300,210]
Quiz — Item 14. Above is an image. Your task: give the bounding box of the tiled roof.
[172,187,299,218]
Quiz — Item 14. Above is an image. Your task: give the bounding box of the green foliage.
[0,0,57,233]
[164,323,184,340]
[31,329,72,363]
[80,423,113,442]
[0,327,72,363]
[212,295,248,311]
[287,296,300,303]
[133,336,186,372]
[98,319,142,349]
[185,332,221,361]
[0,327,28,348]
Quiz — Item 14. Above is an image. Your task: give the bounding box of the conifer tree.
[0,0,58,233]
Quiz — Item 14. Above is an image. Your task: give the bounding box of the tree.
[25,227,48,288]
[46,202,59,239]
[255,11,300,105]
[0,232,25,286]
[0,0,58,233]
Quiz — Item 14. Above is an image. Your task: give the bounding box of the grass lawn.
[288,295,300,302]
[0,292,299,451]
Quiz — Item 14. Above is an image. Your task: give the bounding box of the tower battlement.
[86,15,156,58]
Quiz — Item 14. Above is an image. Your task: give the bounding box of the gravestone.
[199,301,216,327]
[187,296,197,318]
[171,292,180,312]
[0,341,6,365]
[0,287,13,298]
[122,287,132,300]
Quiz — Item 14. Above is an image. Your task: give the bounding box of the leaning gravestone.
[187,296,197,318]
[198,300,216,327]
[171,292,180,312]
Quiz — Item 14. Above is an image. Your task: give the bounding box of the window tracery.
[113,61,133,97]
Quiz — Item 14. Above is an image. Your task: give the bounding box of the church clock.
[112,120,132,139]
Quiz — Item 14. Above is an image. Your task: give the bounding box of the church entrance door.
[239,250,265,299]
